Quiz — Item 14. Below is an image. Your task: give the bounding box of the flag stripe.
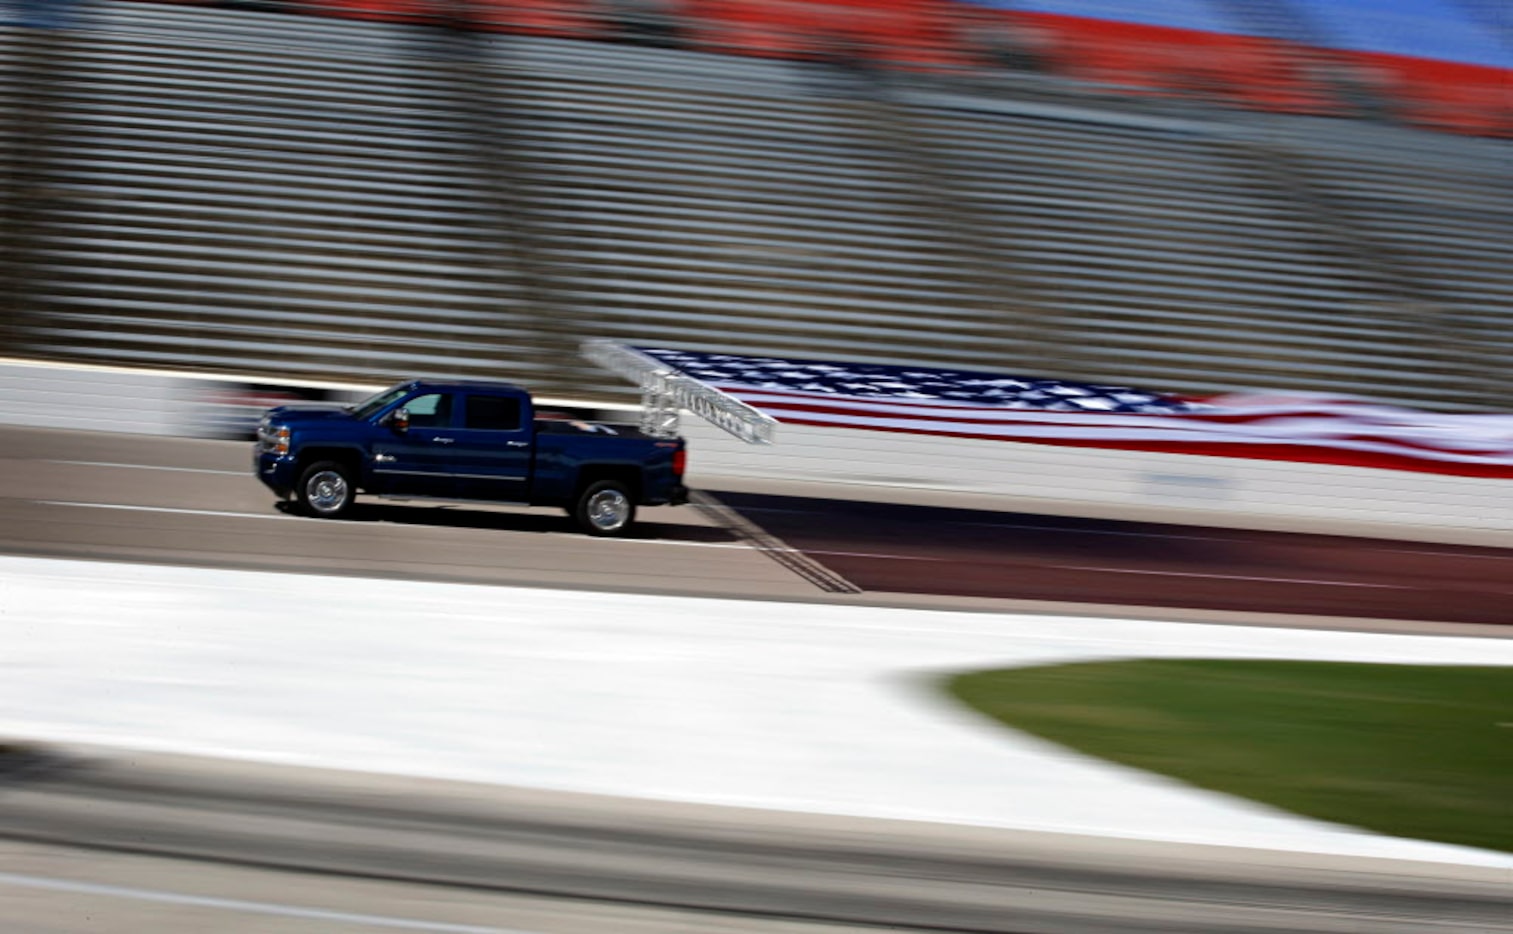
[774,416,1513,479]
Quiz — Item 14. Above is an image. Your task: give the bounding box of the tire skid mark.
[690,491,862,595]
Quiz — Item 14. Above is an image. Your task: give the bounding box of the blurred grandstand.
[0,0,1508,407]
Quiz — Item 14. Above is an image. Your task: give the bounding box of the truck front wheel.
[574,480,636,536]
[298,460,355,518]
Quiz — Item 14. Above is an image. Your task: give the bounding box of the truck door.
[371,391,460,496]
[450,392,531,502]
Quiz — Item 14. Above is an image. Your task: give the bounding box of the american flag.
[636,347,1513,479]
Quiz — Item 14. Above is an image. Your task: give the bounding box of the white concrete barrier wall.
[677,411,1513,544]
[0,359,182,435]
[5,358,1511,542]
[0,358,372,437]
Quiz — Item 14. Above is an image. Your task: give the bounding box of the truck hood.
[262,403,355,424]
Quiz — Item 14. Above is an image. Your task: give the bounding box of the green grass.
[945,660,1513,853]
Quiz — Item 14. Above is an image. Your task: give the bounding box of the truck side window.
[465,395,522,431]
[404,393,452,428]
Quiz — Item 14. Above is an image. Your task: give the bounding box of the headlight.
[258,420,290,456]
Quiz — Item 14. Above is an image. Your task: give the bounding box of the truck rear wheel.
[574,479,636,536]
[298,460,355,518]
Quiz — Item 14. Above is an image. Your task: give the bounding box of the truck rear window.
[465,395,522,431]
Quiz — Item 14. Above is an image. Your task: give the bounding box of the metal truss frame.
[581,340,776,445]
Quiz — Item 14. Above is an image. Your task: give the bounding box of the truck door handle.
[431,436,455,444]
[505,441,529,448]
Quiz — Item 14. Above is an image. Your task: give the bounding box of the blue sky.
[978,0,1510,67]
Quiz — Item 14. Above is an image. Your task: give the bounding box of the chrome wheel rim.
[306,470,348,513]
[586,489,630,531]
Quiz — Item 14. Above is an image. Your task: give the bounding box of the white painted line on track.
[955,520,1237,543]
[1053,565,1412,589]
[603,538,751,550]
[1386,548,1513,561]
[50,460,246,476]
[807,549,947,561]
[41,501,299,521]
[38,501,751,549]
[0,872,522,934]
[959,521,1513,562]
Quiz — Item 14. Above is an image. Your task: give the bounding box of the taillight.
[672,448,686,477]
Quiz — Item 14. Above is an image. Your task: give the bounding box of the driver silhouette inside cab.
[402,393,452,429]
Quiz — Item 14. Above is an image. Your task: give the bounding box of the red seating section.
[134,0,1511,136]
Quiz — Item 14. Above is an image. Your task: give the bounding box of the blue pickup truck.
[254,378,687,536]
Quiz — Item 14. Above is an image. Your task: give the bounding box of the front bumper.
[254,445,297,499]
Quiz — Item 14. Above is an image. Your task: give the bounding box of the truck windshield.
[349,384,412,421]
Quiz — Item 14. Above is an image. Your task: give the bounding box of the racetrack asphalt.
[709,490,1513,626]
[3,424,1512,934]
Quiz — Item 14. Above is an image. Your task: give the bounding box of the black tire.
[573,479,636,536]
[297,460,355,518]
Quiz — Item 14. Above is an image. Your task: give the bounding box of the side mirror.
[389,408,410,433]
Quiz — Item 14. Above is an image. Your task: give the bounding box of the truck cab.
[254,379,687,536]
